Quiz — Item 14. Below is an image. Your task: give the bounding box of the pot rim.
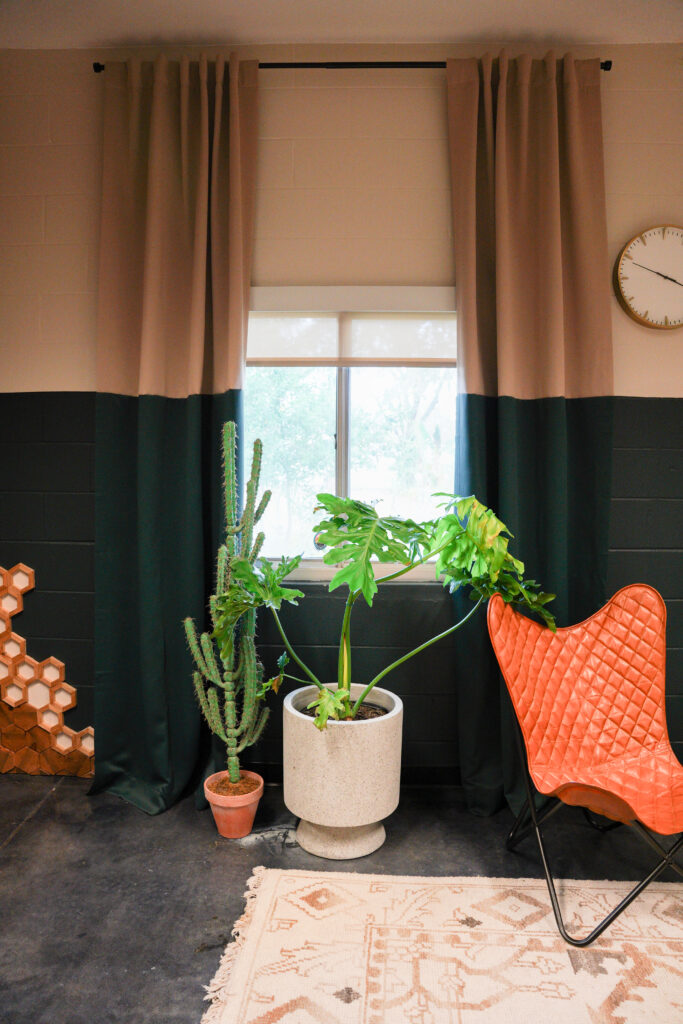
[284,684,403,724]
[204,768,264,807]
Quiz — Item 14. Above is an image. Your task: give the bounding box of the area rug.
[202,868,683,1024]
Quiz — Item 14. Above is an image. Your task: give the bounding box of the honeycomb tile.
[13,705,38,732]
[14,747,40,774]
[2,634,25,660]
[51,683,76,712]
[38,707,62,732]
[0,748,16,772]
[16,657,39,682]
[76,727,94,756]
[38,657,65,685]
[1,678,26,708]
[26,679,51,708]
[0,564,93,777]
[0,654,13,681]
[53,726,77,753]
[28,725,53,752]
[2,724,27,751]
[8,564,35,594]
[0,590,22,617]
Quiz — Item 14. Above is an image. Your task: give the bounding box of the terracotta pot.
[204,769,264,839]
[283,684,403,859]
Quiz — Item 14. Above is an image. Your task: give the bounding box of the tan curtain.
[97,54,258,398]
[93,55,259,814]
[444,52,614,817]
[447,51,613,400]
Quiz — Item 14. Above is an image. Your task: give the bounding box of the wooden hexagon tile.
[0,565,94,777]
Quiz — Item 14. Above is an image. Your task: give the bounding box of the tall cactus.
[184,421,272,785]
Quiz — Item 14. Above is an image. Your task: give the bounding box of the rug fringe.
[200,865,268,1024]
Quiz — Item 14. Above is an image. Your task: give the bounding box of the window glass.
[244,366,336,557]
[348,366,457,523]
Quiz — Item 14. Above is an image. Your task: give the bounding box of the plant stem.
[337,591,359,714]
[351,595,484,715]
[270,608,322,689]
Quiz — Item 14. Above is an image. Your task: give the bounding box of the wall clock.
[614,224,683,329]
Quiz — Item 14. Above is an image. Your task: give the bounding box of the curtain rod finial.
[93,61,105,73]
[600,60,612,71]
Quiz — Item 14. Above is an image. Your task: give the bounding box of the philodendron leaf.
[212,556,304,660]
[307,687,350,730]
[433,494,557,631]
[313,493,431,605]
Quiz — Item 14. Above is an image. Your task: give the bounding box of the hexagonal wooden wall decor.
[0,565,94,778]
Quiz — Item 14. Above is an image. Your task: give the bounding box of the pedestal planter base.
[296,819,386,860]
[204,770,264,839]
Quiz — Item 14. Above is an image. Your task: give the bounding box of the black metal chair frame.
[507,725,683,947]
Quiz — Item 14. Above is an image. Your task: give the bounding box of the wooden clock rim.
[615,223,683,331]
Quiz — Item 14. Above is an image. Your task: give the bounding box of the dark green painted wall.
[1,393,681,774]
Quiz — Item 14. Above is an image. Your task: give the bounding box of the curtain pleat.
[93,55,257,813]
[447,52,614,815]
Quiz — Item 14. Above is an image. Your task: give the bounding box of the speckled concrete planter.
[283,684,403,859]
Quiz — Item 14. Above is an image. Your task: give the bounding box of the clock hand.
[632,262,683,287]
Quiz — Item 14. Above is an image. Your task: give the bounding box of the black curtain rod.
[93,59,612,73]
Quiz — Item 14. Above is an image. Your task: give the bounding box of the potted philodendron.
[211,431,556,857]
[184,422,301,839]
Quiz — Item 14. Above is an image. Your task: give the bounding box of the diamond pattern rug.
[202,868,683,1024]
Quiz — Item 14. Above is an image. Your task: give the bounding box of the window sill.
[282,559,441,584]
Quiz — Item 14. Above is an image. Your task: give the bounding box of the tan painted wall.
[0,43,681,395]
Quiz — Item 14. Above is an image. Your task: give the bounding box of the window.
[244,288,457,577]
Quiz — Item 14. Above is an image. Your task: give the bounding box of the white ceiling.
[1,0,682,49]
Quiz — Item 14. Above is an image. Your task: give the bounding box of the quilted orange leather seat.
[488,584,683,946]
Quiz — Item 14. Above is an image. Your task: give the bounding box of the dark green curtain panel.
[446,54,615,815]
[452,394,613,815]
[93,392,241,813]
[92,55,258,813]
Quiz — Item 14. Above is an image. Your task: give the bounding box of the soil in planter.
[208,775,261,797]
[301,701,387,722]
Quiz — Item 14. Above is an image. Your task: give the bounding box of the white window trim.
[248,286,457,584]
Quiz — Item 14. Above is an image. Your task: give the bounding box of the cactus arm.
[184,618,209,677]
[250,531,265,563]
[206,687,228,743]
[192,671,211,723]
[254,489,271,524]
[200,633,226,688]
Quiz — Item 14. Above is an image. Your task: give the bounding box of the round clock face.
[616,225,683,330]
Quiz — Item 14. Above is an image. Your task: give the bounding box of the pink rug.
[202,867,683,1024]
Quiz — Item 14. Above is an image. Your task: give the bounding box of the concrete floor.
[0,775,672,1024]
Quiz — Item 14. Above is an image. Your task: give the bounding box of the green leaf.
[313,493,431,605]
[431,493,557,631]
[307,687,350,730]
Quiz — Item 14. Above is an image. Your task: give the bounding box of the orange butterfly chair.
[488,583,683,947]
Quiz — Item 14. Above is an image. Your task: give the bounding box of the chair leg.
[510,725,683,946]
[630,820,683,880]
[507,795,562,851]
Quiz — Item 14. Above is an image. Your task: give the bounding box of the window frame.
[247,287,457,582]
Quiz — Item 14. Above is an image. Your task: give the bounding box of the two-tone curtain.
[92,55,258,813]
[446,53,614,815]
